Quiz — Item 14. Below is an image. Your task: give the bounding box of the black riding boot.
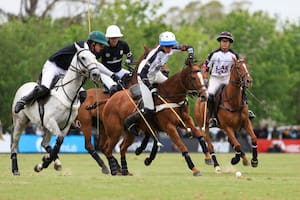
[124,111,141,136]
[14,85,50,113]
[124,108,155,136]
[109,84,123,96]
[207,94,218,128]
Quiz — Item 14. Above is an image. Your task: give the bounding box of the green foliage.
[1,0,300,128]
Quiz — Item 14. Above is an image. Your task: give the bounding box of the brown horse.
[194,57,258,169]
[101,61,208,176]
[76,45,157,174]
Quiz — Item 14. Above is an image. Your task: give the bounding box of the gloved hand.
[111,74,120,82]
[185,57,194,65]
[125,59,131,67]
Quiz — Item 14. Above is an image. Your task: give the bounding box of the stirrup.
[14,100,26,113]
[209,118,218,128]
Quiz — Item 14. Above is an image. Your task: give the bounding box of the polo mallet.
[201,101,207,131]
[119,84,163,147]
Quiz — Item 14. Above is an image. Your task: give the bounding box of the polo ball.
[235,171,242,177]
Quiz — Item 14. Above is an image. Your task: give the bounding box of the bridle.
[229,60,251,88]
[54,48,98,102]
[70,48,99,78]
[179,65,207,98]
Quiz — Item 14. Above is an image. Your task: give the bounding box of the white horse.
[11,43,103,175]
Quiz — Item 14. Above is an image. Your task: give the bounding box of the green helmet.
[88,31,108,46]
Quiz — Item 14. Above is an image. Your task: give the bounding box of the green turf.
[0,153,299,200]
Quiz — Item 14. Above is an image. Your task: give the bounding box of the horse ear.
[143,44,149,52]
[84,42,89,50]
[243,55,247,62]
[74,42,81,51]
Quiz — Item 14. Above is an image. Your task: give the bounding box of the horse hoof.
[243,160,250,166]
[205,158,214,165]
[54,161,62,171]
[231,157,240,165]
[102,166,110,175]
[135,147,143,155]
[215,166,222,173]
[193,171,202,176]
[34,164,43,173]
[12,170,20,176]
[42,154,50,162]
[251,159,258,167]
[144,157,152,166]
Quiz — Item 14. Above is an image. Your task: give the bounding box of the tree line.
[1,0,300,130]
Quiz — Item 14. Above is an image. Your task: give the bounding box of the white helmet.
[159,31,178,46]
[105,25,123,38]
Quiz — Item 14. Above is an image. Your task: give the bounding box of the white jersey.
[207,49,238,77]
[207,49,239,95]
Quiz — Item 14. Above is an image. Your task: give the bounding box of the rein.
[220,63,249,112]
[53,48,93,130]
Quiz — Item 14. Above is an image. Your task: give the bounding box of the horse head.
[72,42,102,82]
[180,61,208,101]
[231,56,252,88]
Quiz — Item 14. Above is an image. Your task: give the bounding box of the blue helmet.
[159,31,178,46]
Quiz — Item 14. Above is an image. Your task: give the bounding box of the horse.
[194,57,258,169]
[101,61,208,176]
[76,45,153,174]
[11,42,103,175]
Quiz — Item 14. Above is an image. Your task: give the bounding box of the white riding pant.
[138,60,167,110]
[101,74,117,89]
[41,61,66,89]
[115,68,130,79]
[208,75,230,95]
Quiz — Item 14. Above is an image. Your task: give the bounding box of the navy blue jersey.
[48,41,100,70]
[100,40,132,72]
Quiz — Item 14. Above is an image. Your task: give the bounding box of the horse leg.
[36,135,64,172]
[166,126,201,176]
[104,135,123,175]
[144,139,158,166]
[82,124,109,174]
[182,109,212,165]
[41,130,62,171]
[224,128,243,165]
[11,114,29,176]
[135,131,149,155]
[243,120,258,167]
[204,127,221,172]
[119,134,135,175]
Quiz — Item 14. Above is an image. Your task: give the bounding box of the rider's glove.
[125,59,131,67]
[111,74,120,83]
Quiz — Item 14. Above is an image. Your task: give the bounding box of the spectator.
[271,126,281,139]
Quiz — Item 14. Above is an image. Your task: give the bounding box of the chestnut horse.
[102,61,208,176]
[194,57,258,168]
[76,45,161,174]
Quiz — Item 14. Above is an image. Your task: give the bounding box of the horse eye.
[81,57,85,60]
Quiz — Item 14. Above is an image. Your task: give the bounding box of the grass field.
[0,152,299,200]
